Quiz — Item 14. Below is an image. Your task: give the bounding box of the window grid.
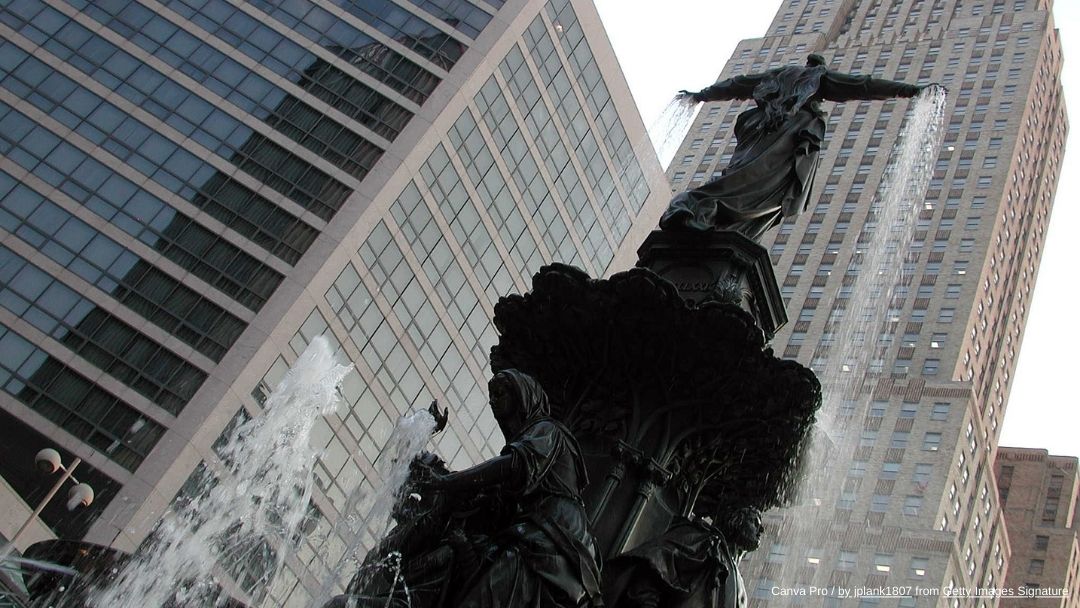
[2,2,373,202]
[0,101,282,311]
[66,0,413,142]
[0,48,319,264]
[328,0,468,71]
[0,170,245,361]
[169,0,441,104]
[0,245,207,414]
[0,323,165,470]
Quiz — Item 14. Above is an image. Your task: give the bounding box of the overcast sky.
[593,0,1080,459]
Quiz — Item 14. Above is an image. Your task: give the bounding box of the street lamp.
[0,448,94,561]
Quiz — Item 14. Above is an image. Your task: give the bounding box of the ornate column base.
[636,230,787,340]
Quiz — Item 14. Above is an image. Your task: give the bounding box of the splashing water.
[366,411,439,541]
[93,336,351,608]
[310,410,436,606]
[750,87,947,594]
[649,95,701,170]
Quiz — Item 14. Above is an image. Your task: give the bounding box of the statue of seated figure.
[329,369,602,608]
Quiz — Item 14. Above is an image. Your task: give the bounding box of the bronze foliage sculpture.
[334,260,819,608]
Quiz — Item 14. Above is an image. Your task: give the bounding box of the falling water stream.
[752,87,947,597]
[817,87,948,423]
[649,95,701,170]
[309,410,436,607]
[92,336,351,607]
[89,336,435,608]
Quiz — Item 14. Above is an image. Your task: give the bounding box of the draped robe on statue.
[454,371,602,608]
[604,518,746,608]
[661,63,921,241]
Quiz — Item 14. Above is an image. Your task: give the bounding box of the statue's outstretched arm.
[425,454,519,492]
[818,71,924,101]
[685,73,765,103]
[427,400,448,433]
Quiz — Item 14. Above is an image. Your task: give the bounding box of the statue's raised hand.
[427,400,448,433]
[677,89,704,103]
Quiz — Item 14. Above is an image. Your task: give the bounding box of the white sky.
[593,0,1080,458]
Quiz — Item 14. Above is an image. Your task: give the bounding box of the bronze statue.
[332,370,602,608]
[663,53,932,241]
[603,507,764,608]
[431,369,603,607]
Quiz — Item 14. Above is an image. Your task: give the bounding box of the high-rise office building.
[666,0,1066,605]
[0,0,669,602]
[995,448,1080,608]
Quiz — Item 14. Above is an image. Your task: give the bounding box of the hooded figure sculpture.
[425,369,603,608]
[662,54,927,241]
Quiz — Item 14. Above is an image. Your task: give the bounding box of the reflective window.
[195,0,442,103]
[542,1,649,210]
[0,246,207,414]
[351,218,498,453]
[0,170,245,360]
[0,101,281,311]
[0,49,320,263]
[2,3,383,182]
[447,110,543,283]
[328,0,468,70]
[0,324,165,470]
[420,147,516,302]
[403,0,493,38]
[389,184,498,368]
[62,0,412,142]
[476,74,609,271]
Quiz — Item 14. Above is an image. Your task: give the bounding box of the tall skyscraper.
[0,0,669,602]
[994,448,1080,608]
[666,0,1066,605]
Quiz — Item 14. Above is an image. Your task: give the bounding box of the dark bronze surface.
[663,54,926,241]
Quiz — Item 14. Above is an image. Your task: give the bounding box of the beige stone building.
[665,1,1067,606]
[995,448,1080,608]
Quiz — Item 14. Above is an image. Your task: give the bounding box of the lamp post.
[0,448,94,561]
